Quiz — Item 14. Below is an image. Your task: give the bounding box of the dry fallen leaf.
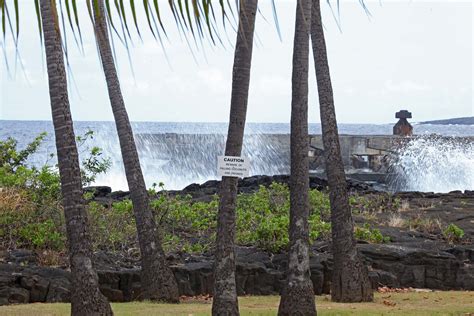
[383,300,396,307]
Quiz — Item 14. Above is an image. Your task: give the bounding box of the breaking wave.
[390,135,474,192]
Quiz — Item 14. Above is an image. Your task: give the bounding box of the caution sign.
[217,156,250,178]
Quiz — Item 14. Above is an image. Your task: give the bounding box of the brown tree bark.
[92,0,179,302]
[39,0,113,314]
[278,0,317,315]
[310,0,373,303]
[212,1,258,315]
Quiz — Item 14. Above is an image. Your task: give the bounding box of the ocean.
[1,120,473,191]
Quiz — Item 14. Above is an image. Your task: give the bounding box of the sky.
[0,0,473,124]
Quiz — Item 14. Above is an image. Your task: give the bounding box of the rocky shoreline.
[1,175,473,305]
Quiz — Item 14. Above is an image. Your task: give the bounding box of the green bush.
[149,182,331,253]
[151,193,217,253]
[443,224,464,243]
[235,183,330,252]
[0,186,65,250]
[349,193,401,215]
[2,170,390,254]
[0,132,396,255]
[354,223,390,243]
[0,133,47,172]
[77,130,112,186]
[87,200,137,252]
[0,132,110,251]
[0,130,110,194]
[19,219,64,250]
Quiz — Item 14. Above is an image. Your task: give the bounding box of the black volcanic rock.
[178,174,370,200]
[84,186,112,198]
[1,242,473,305]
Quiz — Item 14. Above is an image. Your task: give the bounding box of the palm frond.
[1,0,288,69]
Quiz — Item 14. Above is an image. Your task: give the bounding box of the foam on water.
[2,121,473,191]
[80,132,292,190]
[390,136,474,192]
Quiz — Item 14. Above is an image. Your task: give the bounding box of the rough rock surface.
[1,242,473,304]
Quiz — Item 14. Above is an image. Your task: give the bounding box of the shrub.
[1,135,397,255]
[19,219,64,250]
[405,215,442,234]
[235,183,331,252]
[0,186,65,250]
[354,223,390,243]
[0,133,47,172]
[87,200,137,252]
[77,130,112,186]
[350,193,401,215]
[443,224,464,243]
[150,183,331,253]
[0,132,110,252]
[0,131,110,195]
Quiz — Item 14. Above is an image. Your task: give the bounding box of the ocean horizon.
[1,120,473,191]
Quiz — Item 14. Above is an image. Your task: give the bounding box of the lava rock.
[1,242,473,305]
[0,287,30,304]
[5,249,37,265]
[84,186,112,198]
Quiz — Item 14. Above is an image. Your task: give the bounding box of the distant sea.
[1,120,473,190]
[2,120,473,139]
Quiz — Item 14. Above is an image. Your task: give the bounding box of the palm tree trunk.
[278,0,316,315]
[92,0,179,302]
[212,1,258,315]
[39,0,113,314]
[310,0,373,302]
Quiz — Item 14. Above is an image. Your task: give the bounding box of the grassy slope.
[1,292,473,316]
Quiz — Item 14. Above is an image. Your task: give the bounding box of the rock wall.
[1,243,473,305]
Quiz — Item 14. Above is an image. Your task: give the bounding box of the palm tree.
[91,0,179,302]
[39,0,113,314]
[310,0,373,302]
[212,0,258,315]
[278,0,316,315]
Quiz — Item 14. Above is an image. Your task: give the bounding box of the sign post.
[217,156,250,178]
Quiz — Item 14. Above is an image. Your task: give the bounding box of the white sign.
[217,156,250,178]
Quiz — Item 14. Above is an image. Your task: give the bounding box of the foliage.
[354,223,390,244]
[1,135,396,254]
[0,133,47,172]
[350,193,401,215]
[19,219,64,250]
[87,200,137,252]
[405,215,442,235]
[0,186,65,250]
[0,132,109,250]
[76,130,112,186]
[442,224,464,243]
[235,183,330,252]
[0,131,110,192]
[151,189,217,253]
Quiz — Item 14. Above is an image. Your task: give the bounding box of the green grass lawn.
[1,291,473,316]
